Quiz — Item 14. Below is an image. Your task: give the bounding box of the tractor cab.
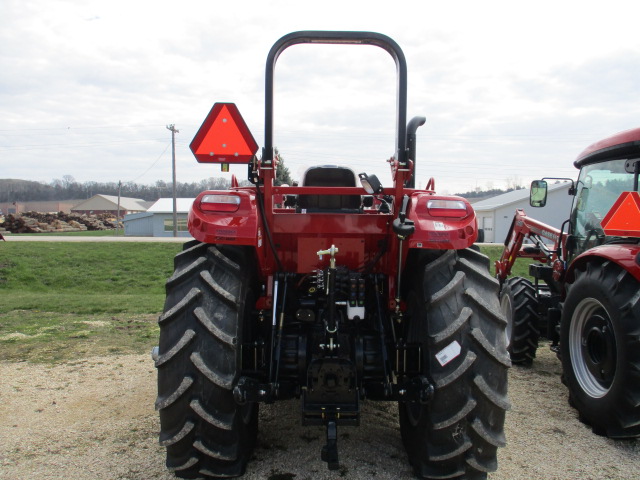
[529,127,640,262]
[568,157,638,257]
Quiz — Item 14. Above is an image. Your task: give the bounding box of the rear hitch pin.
[321,420,340,470]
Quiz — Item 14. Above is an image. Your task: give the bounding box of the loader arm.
[495,209,563,282]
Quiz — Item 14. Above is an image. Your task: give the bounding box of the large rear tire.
[399,248,510,479]
[155,241,258,478]
[499,276,540,365]
[560,260,640,438]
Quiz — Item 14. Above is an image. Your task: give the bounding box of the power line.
[0,139,166,150]
[127,142,172,183]
[0,123,168,132]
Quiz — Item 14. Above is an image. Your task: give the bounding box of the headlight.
[200,194,241,212]
[426,199,468,218]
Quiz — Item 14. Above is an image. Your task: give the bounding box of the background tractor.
[154,31,509,479]
[496,127,640,438]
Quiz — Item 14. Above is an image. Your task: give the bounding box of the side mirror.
[530,180,548,207]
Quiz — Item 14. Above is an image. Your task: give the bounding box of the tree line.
[454,186,524,199]
[2,176,520,204]
[2,158,512,204]
[1,154,294,203]
[0,176,234,202]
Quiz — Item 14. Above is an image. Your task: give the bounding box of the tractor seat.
[297,166,362,213]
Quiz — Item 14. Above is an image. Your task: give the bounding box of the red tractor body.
[155,31,509,479]
[188,185,477,291]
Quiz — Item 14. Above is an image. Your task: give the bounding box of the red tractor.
[496,127,640,438]
[154,31,509,479]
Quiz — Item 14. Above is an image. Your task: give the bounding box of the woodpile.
[0,212,120,233]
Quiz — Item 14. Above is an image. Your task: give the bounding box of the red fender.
[565,243,640,283]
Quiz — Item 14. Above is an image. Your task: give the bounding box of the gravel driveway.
[1,345,638,480]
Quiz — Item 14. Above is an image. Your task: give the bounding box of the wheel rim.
[569,297,617,398]
[500,291,513,348]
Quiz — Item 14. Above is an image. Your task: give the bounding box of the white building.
[473,182,573,243]
[71,194,150,216]
[123,198,195,237]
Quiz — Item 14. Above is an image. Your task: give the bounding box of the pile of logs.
[0,212,120,233]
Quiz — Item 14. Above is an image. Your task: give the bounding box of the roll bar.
[262,31,408,168]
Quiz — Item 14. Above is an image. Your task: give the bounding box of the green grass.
[0,242,180,305]
[0,241,183,362]
[480,244,534,280]
[4,230,122,236]
[0,311,159,363]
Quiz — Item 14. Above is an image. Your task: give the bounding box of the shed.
[473,182,573,243]
[123,198,195,237]
[71,194,150,217]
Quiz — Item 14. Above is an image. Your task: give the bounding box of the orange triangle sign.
[601,191,640,237]
[190,103,258,164]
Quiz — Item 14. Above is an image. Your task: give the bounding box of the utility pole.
[116,180,122,236]
[167,124,179,237]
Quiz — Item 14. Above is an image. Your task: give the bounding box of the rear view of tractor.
[497,128,640,438]
[154,31,509,479]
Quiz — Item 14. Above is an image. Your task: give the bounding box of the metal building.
[71,194,150,216]
[123,198,195,237]
[474,182,573,243]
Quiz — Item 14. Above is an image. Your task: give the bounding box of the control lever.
[392,195,414,314]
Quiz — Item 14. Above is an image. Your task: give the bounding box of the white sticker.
[434,221,445,230]
[435,340,461,367]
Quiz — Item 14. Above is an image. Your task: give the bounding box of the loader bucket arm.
[495,209,563,281]
[262,31,408,169]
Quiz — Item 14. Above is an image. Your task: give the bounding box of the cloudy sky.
[1,0,639,194]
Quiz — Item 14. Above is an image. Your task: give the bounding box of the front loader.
[496,128,640,438]
[154,31,509,479]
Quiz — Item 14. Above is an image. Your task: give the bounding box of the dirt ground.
[1,344,638,480]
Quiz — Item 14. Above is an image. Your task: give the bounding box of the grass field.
[481,244,533,280]
[0,242,533,363]
[2,229,123,236]
[0,241,183,362]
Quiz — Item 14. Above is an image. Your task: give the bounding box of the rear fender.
[188,189,262,247]
[565,244,640,283]
[407,193,477,249]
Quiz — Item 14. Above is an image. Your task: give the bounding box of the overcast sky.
[2,0,639,194]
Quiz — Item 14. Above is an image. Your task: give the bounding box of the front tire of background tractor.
[399,248,511,480]
[560,260,640,438]
[499,277,540,365]
[155,241,258,478]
